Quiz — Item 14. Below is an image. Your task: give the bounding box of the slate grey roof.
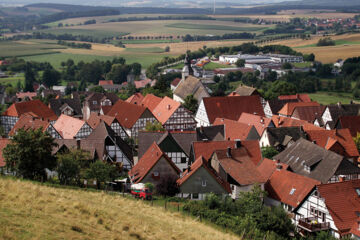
[173,76,210,103]
[265,127,306,147]
[85,92,119,111]
[196,125,225,141]
[49,98,82,117]
[233,85,260,96]
[273,138,360,183]
[137,131,197,159]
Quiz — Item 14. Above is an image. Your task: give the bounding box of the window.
[153,172,159,177]
[289,188,296,195]
[93,101,97,105]
[181,157,187,163]
[356,188,360,196]
[192,193,199,199]
[202,180,207,187]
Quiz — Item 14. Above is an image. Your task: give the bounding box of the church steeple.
[182,53,193,80]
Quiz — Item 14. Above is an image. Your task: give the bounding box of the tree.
[282,62,292,70]
[261,146,279,159]
[183,94,198,113]
[106,64,131,84]
[89,86,105,93]
[303,53,315,62]
[264,80,297,100]
[131,63,142,76]
[235,59,245,67]
[145,122,165,132]
[85,161,118,189]
[42,67,61,87]
[24,63,35,92]
[164,46,170,52]
[353,133,360,152]
[3,128,57,181]
[56,151,80,185]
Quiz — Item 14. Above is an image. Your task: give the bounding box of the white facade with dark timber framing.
[164,106,197,131]
[46,124,62,139]
[74,123,93,139]
[104,137,132,170]
[195,100,210,127]
[110,121,128,140]
[0,116,18,135]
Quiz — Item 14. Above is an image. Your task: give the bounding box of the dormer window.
[356,188,360,196]
[290,188,296,195]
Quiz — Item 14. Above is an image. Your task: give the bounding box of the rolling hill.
[0,177,240,240]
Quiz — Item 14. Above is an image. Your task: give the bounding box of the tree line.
[57,40,92,49]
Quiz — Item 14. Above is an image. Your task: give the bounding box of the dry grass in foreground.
[0,178,240,240]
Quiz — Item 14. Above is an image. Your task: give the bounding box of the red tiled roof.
[238,113,273,136]
[101,106,112,115]
[126,93,144,105]
[140,94,162,112]
[271,115,323,131]
[265,169,320,208]
[171,78,181,87]
[99,80,113,86]
[213,118,254,140]
[16,92,37,100]
[53,114,86,139]
[291,105,326,123]
[214,148,266,186]
[317,180,360,236]
[305,129,359,158]
[3,100,57,120]
[134,79,154,89]
[128,142,180,183]
[108,100,148,129]
[9,115,50,136]
[337,116,360,137]
[0,139,10,167]
[193,140,262,165]
[203,95,265,124]
[177,156,231,193]
[257,158,289,181]
[86,112,116,129]
[278,102,320,116]
[152,96,181,124]
[278,94,311,102]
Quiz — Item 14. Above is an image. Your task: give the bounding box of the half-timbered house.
[49,98,82,118]
[82,92,119,120]
[87,112,128,140]
[0,99,58,135]
[9,114,62,139]
[152,96,197,131]
[53,114,92,139]
[107,100,158,140]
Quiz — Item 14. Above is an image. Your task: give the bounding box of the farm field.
[0,74,24,87]
[42,19,274,37]
[269,33,360,63]
[203,62,233,70]
[0,40,65,58]
[0,177,239,240]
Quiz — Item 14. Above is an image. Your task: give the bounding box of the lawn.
[170,63,185,69]
[121,39,181,44]
[0,74,24,87]
[22,52,171,69]
[308,91,357,105]
[292,62,313,68]
[295,39,360,49]
[203,62,234,70]
[0,177,239,240]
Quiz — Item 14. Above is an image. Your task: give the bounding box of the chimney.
[226,147,232,158]
[76,139,81,150]
[167,104,171,110]
[312,140,316,144]
[350,100,354,104]
[276,159,282,171]
[97,112,100,116]
[337,102,341,107]
[235,139,242,149]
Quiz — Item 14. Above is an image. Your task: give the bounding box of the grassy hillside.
[0,177,240,240]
